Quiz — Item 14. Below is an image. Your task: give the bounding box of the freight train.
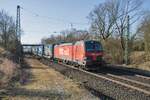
[30,40,104,70]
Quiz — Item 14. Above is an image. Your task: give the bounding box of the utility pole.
[16,5,21,42]
[70,23,73,30]
[125,15,130,65]
[16,5,22,62]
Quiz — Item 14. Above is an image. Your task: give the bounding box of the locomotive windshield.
[85,41,102,52]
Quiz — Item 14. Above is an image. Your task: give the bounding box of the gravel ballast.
[41,58,150,100]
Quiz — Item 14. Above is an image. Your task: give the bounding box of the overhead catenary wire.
[20,6,89,26]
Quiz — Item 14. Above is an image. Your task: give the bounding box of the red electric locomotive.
[54,40,104,70]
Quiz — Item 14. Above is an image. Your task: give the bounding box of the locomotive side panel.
[54,43,73,62]
[73,41,85,65]
[54,45,59,59]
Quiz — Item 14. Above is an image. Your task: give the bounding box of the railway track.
[99,73,150,94]
[119,74,150,85]
[59,63,150,99]
[28,56,150,100]
[135,74,150,80]
[94,65,150,86]
[62,63,150,95]
[92,66,150,93]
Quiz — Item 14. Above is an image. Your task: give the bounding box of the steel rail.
[135,74,150,80]
[107,74,150,90]
[60,63,150,95]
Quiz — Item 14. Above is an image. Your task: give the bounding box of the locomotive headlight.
[84,57,87,60]
[84,56,91,61]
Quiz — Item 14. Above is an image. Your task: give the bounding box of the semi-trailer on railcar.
[43,44,54,59]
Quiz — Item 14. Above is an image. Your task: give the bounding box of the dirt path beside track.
[6,58,98,100]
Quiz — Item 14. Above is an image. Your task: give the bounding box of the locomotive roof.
[55,42,73,46]
[76,40,101,43]
[85,40,99,42]
[54,40,101,46]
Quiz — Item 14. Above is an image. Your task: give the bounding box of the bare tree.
[61,29,90,42]
[0,10,16,50]
[89,0,118,40]
[113,0,143,50]
[89,0,143,64]
[137,12,150,60]
[89,0,143,49]
[41,29,90,44]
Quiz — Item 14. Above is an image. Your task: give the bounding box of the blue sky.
[0,0,150,44]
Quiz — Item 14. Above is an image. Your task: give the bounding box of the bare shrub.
[0,58,19,88]
[138,12,150,61]
[129,51,150,71]
[0,47,4,53]
[102,38,124,64]
[130,51,146,64]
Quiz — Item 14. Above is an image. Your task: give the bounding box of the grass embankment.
[6,58,98,100]
[0,47,21,99]
[0,58,20,88]
[0,47,4,54]
[129,51,150,71]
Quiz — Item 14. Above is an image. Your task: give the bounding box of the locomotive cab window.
[85,41,102,52]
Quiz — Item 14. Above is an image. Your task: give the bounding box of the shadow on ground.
[1,58,71,99]
[90,65,150,77]
[6,87,70,99]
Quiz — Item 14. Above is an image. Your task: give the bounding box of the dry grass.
[0,58,19,88]
[102,39,124,64]
[0,47,4,53]
[8,58,98,100]
[129,51,150,71]
[128,61,150,71]
[130,51,146,64]
[0,47,5,56]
